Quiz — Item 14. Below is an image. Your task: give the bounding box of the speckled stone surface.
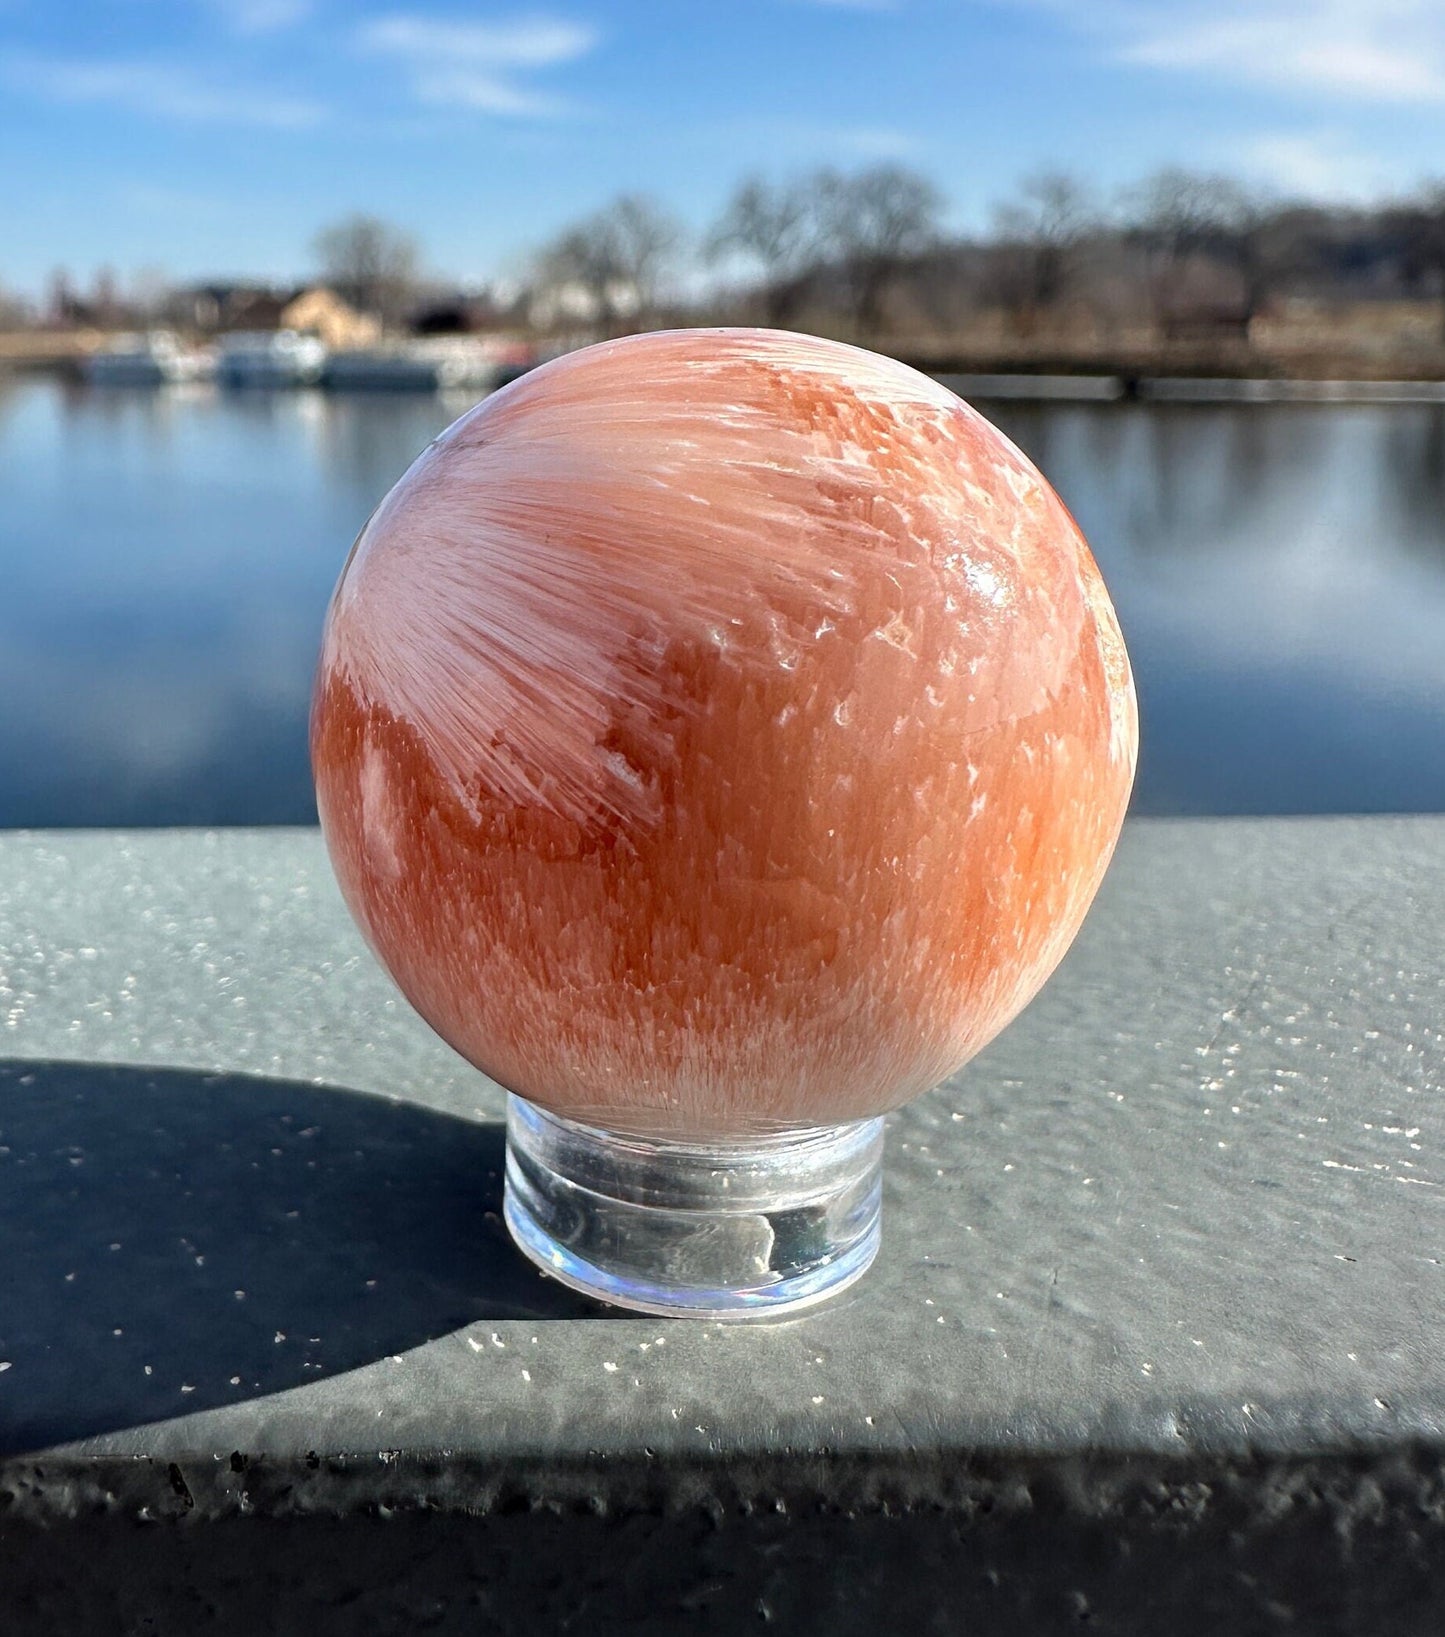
[1,820,1443,1633]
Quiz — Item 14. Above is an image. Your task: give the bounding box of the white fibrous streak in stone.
[312,329,1137,1137]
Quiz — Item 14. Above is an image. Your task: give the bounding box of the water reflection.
[0,380,464,825]
[1380,406,1445,568]
[2,377,1444,825]
[986,400,1445,814]
[309,389,475,496]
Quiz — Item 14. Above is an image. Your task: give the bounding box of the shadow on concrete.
[0,1059,606,1454]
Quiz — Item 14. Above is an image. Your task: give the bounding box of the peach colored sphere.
[312,329,1137,1138]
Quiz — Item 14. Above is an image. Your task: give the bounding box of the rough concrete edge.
[3,1443,1444,1534]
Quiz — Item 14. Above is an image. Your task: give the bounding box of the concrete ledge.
[1,820,1443,1631]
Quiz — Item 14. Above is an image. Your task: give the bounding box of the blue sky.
[4,0,1445,296]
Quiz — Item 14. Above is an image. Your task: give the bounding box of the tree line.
[23,164,1445,349]
[514,164,1445,347]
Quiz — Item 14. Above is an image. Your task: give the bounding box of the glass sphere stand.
[503,1096,884,1318]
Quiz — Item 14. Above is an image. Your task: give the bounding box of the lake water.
[3,373,1444,826]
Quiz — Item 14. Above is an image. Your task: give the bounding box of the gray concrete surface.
[1,819,1442,1632]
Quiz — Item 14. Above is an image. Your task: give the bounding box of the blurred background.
[4,0,1445,826]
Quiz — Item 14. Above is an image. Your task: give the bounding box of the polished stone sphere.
[312,329,1137,1137]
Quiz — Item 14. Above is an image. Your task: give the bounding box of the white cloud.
[359,16,596,65]
[828,125,920,159]
[1118,6,1445,102]
[208,0,312,34]
[1013,0,1445,104]
[402,69,568,117]
[357,14,597,116]
[1232,130,1387,201]
[118,182,229,217]
[7,54,326,127]
[721,116,921,161]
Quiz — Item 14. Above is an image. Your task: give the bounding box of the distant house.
[526,278,641,332]
[280,287,380,349]
[180,283,290,332]
[409,286,522,336]
[169,282,379,347]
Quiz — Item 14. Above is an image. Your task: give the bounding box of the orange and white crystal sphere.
[312,329,1136,1140]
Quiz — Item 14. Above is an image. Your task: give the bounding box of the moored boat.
[83,332,215,386]
[322,338,535,392]
[216,330,327,387]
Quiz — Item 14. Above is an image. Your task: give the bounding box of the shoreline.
[7,330,1445,406]
[934,372,1445,404]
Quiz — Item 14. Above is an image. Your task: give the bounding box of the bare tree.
[127,266,172,326]
[989,171,1097,334]
[609,194,683,318]
[313,214,419,326]
[1393,182,1445,341]
[534,194,683,334]
[706,176,821,326]
[536,225,621,330]
[91,267,122,329]
[45,268,77,327]
[0,280,32,329]
[816,164,943,335]
[1131,170,1237,260]
[1127,170,1282,339]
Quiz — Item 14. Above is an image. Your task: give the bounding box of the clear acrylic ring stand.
[503,1096,884,1318]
